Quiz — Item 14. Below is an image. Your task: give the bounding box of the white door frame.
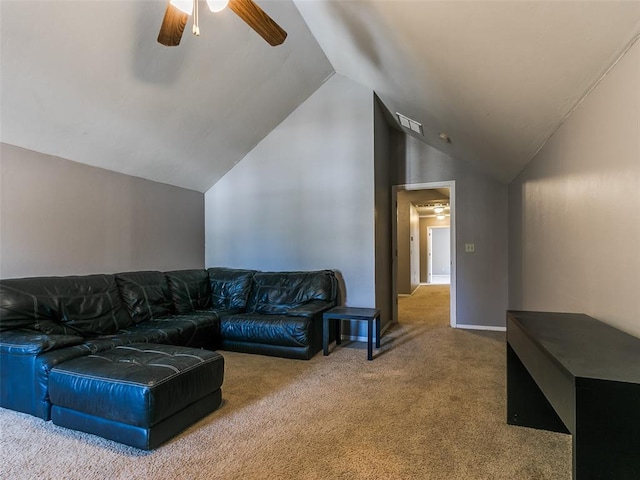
[427,226,433,284]
[392,181,457,328]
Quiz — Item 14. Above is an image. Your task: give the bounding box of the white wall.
[420,216,450,283]
[205,74,376,311]
[509,39,640,338]
[431,227,451,276]
[0,143,204,278]
[396,137,509,328]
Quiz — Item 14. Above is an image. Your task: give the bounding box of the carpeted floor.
[398,284,450,326]
[0,292,572,479]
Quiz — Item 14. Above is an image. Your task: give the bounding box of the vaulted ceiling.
[2,1,639,192]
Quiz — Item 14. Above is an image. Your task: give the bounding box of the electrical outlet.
[465,243,475,253]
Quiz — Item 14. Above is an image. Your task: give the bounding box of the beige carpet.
[0,301,572,479]
[399,284,450,326]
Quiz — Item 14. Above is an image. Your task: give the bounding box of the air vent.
[396,112,423,136]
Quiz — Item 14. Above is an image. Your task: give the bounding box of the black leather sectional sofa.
[0,267,338,422]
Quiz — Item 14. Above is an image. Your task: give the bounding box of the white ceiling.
[0,0,333,192]
[2,1,639,191]
[295,0,640,182]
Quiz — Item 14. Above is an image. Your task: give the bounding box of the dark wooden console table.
[507,311,640,479]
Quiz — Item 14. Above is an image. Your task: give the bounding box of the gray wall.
[373,96,393,329]
[509,39,640,338]
[395,136,509,328]
[0,143,204,278]
[205,74,377,334]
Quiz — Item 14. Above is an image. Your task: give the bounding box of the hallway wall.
[509,38,640,337]
[394,136,508,329]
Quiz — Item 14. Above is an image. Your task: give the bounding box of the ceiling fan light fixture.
[158,0,287,47]
[170,0,193,15]
[206,0,229,13]
[436,214,446,220]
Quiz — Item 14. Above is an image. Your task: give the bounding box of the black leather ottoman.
[49,343,224,450]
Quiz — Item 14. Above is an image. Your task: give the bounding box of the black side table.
[323,306,381,360]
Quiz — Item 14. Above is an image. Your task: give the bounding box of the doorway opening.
[392,181,456,328]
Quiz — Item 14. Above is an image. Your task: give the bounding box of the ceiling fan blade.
[228,0,287,46]
[157,3,189,47]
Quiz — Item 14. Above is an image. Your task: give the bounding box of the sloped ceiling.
[0,0,334,192]
[295,0,640,182]
[1,1,639,191]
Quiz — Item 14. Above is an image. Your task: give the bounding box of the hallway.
[398,284,450,326]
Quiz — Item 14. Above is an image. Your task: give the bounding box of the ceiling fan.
[158,0,287,47]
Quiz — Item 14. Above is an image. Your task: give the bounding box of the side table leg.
[368,318,373,361]
[323,318,329,356]
[375,315,381,348]
[336,318,341,345]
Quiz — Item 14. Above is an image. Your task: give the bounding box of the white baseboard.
[455,324,506,332]
[337,322,506,341]
[398,285,421,297]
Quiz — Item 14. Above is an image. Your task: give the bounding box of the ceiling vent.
[396,112,423,136]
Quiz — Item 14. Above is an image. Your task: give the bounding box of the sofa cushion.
[0,330,85,356]
[61,311,219,355]
[130,314,220,349]
[116,271,171,323]
[69,329,172,356]
[220,314,311,347]
[207,268,256,310]
[0,275,132,336]
[166,269,212,314]
[0,278,58,332]
[246,270,336,314]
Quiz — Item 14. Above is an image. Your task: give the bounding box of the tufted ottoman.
[49,343,224,450]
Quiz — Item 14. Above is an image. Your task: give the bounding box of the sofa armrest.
[285,300,334,318]
[0,330,84,356]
